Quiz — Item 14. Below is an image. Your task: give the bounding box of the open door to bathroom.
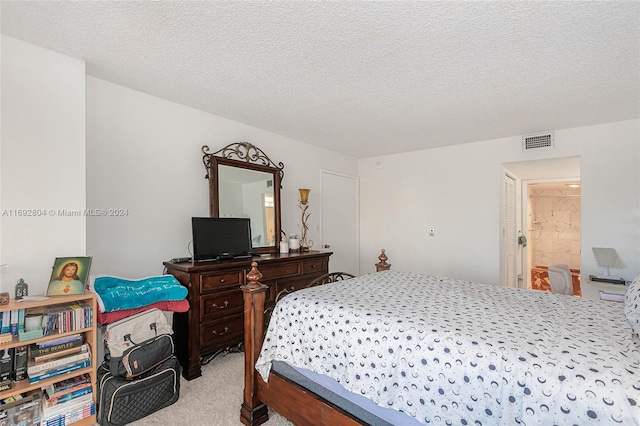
[502,156,581,291]
[526,180,581,292]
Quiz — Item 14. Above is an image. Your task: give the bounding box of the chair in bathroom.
[548,264,573,295]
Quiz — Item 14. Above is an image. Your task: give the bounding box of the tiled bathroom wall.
[529,184,581,269]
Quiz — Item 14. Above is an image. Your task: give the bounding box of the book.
[36,333,82,349]
[45,380,91,401]
[17,309,25,333]
[43,373,91,398]
[41,393,93,418]
[9,309,18,336]
[13,344,28,381]
[42,400,94,426]
[27,346,90,375]
[44,386,92,408]
[33,344,87,363]
[29,338,83,358]
[1,311,9,334]
[1,312,9,335]
[43,309,56,336]
[28,359,90,384]
[0,349,14,382]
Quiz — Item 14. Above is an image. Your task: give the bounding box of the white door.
[501,173,517,287]
[321,171,359,275]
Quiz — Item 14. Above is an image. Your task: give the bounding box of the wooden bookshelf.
[0,293,97,425]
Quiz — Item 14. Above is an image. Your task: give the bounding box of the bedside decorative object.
[14,278,28,300]
[298,188,313,252]
[279,238,289,254]
[0,293,8,305]
[289,235,299,252]
[46,256,92,296]
[375,249,391,272]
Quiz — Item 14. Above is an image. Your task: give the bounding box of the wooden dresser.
[163,250,331,380]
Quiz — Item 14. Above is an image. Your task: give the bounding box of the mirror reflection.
[218,165,276,248]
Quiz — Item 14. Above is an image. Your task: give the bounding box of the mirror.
[202,143,283,254]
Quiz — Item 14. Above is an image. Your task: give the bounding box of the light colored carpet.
[129,352,293,426]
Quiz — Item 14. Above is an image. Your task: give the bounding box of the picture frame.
[46,257,92,297]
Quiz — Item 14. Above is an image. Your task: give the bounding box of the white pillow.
[624,273,640,335]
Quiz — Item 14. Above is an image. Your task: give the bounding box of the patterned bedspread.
[256,271,640,425]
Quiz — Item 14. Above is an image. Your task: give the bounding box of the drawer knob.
[219,278,226,283]
[212,327,229,336]
[212,301,229,309]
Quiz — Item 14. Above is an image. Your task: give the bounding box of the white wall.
[3,36,637,290]
[359,119,640,285]
[86,77,358,278]
[0,36,86,294]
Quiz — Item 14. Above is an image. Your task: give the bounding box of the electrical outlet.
[428,228,435,237]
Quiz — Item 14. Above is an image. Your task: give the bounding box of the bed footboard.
[241,251,391,426]
[240,262,269,426]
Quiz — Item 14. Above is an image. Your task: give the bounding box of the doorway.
[524,180,581,294]
[501,156,581,291]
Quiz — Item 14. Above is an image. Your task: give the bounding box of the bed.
[241,262,640,425]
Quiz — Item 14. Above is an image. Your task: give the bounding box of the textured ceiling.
[1,1,639,158]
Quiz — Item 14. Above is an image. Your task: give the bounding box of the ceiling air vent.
[522,132,554,151]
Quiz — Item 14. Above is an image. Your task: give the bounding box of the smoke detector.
[522,132,554,151]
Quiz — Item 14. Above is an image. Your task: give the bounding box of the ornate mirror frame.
[202,142,284,254]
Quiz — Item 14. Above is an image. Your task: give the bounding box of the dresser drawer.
[200,288,244,321]
[258,262,301,280]
[165,251,332,380]
[200,314,244,349]
[302,258,327,274]
[199,271,244,293]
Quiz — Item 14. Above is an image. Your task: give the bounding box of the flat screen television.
[191,217,253,261]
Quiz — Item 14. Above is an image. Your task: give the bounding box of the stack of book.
[42,302,93,335]
[0,308,26,336]
[40,373,95,425]
[27,334,90,384]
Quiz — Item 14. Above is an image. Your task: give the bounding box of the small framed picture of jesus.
[46,256,92,296]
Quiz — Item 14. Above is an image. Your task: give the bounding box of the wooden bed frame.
[240,251,389,426]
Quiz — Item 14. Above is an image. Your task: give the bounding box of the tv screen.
[192,217,253,261]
